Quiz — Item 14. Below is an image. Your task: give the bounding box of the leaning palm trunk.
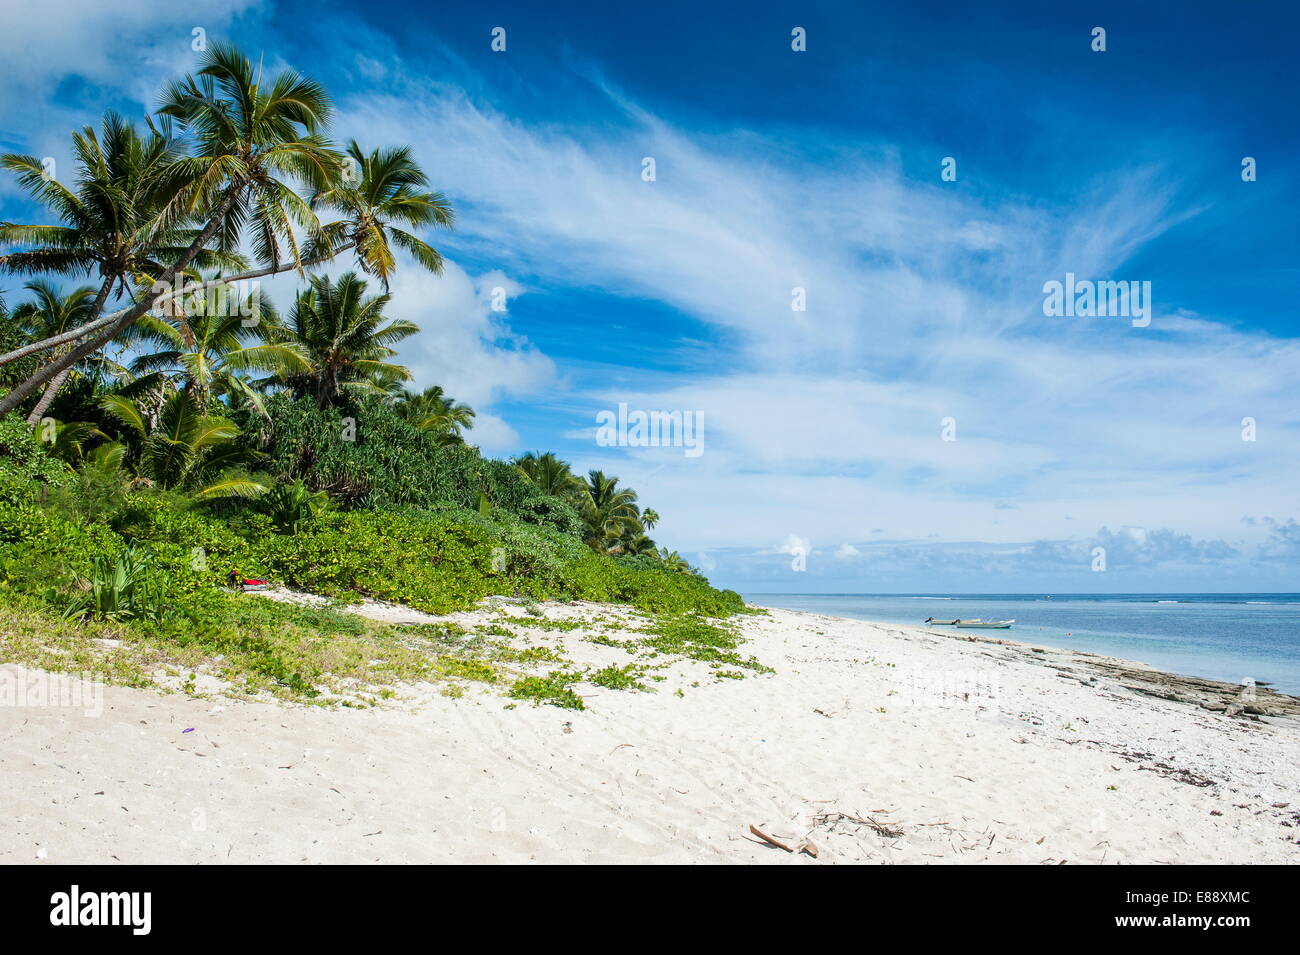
[0,242,357,421]
[0,240,357,373]
[0,311,121,368]
[0,190,243,417]
[26,359,71,426]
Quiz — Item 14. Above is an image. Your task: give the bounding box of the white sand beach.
[3,602,1298,865]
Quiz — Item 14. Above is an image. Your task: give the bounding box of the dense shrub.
[0,483,741,621]
[0,402,740,625]
[0,413,68,490]
[253,396,582,536]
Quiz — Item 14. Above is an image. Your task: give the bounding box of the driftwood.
[748,824,794,852]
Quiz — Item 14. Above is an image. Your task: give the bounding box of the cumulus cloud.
[1092,526,1239,567]
[775,534,811,557]
[383,262,556,451]
[1258,519,1300,560]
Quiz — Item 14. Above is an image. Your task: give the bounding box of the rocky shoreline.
[930,627,1300,721]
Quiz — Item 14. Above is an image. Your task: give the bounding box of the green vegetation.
[637,615,772,673]
[62,543,166,622]
[509,671,587,711]
[0,43,752,709]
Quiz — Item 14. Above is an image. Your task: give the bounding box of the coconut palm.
[100,389,262,498]
[640,508,660,531]
[309,140,454,287]
[0,112,244,316]
[0,43,337,417]
[580,470,642,554]
[264,271,417,408]
[513,451,584,502]
[156,42,336,274]
[623,534,660,557]
[34,417,109,466]
[394,385,475,445]
[657,548,695,575]
[0,115,249,417]
[128,288,308,417]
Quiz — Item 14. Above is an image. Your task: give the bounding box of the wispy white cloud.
[324,66,1300,573]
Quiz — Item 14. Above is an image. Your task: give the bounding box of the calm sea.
[746,593,1300,695]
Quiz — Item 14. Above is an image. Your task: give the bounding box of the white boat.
[954,619,1014,629]
[924,617,959,625]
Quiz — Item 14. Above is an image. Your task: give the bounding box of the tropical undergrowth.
[0,423,751,705]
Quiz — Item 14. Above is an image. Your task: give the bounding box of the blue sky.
[2,1,1298,592]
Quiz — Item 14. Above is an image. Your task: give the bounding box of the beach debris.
[182,727,195,734]
[1137,761,1215,788]
[814,811,906,839]
[561,721,573,734]
[35,846,47,860]
[1272,802,1290,808]
[798,840,820,858]
[748,824,794,852]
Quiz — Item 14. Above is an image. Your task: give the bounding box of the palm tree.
[658,548,695,574]
[1,47,454,417]
[513,451,584,502]
[0,43,335,417]
[128,290,308,417]
[394,385,475,445]
[640,508,660,531]
[579,470,642,554]
[156,42,337,274]
[624,534,659,557]
[0,114,246,416]
[265,271,417,408]
[31,417,109,466]
[100,389,262,498]
[309,141,454,287]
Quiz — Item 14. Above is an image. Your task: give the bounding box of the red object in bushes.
[227,572,269,591]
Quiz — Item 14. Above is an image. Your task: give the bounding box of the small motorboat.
[924,617,959,625]
[955,619,1014,629]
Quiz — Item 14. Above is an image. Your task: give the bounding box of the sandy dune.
[3,605,1298,864]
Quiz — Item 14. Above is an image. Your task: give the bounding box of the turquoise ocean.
[746,593,1300,695]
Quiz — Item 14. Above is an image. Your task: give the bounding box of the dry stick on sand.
[748,824,794,852]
